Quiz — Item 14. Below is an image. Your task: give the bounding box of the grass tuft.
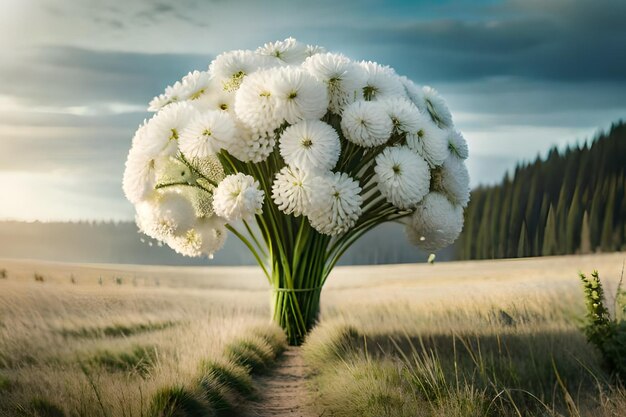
[224,336,274,373]
[0,373,11,391]
[60,321,179,339]
[148,386,213,417]
[27,398,66,417]
[89,345,158,376]
[302,322,360,371]
[197,375,234,412]
[200,360,256,399]
[249,325,288,355]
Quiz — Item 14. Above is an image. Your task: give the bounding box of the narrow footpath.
[242,347,317,417]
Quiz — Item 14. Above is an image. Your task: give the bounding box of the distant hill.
[458,121,626,259]
[0,220,454,266]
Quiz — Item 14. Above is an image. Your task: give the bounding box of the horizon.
[1,0,626,221]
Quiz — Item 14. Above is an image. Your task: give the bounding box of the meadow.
[1,252,625,416]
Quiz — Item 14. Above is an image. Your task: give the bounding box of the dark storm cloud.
[350,1,626,83]
[0,47,211,106]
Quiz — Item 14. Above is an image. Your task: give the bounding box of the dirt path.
[243,347,317,417]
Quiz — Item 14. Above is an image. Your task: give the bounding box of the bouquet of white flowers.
[123,38,469,344]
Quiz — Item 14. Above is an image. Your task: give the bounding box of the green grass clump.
[60,321,178,339]
[224,336,275,372]
[249,325,288,355]
[200,360,256,399]
[0,373,11,391]
[90,345,158,376]
[197,376,234,413]
[148,386,213,417]
[302,322,360,371]
[312,355,421,417]
[27,398,66,417]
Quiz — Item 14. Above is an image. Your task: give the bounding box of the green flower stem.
[243,220,267,258]
[225,224,270,282]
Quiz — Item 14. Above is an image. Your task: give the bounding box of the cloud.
[0,171,133,221]
[0,109,142,174]
[346,0,626,83]
[0,46,210,107]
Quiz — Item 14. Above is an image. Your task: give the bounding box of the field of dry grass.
[0,259,285,416]
[305,252,626,417]
[1,252,625,416]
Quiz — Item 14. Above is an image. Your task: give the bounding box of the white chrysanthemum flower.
[179,111,236,158]
[406,192,463,251]
[433,156,471,207]
[279,120,340,172]
[269,67,328,125]
[399,76,427,113]
[196,216,227,256]
[227,122,276,163]
[272,167,314,217]
[148,79,186,111]
[234,69,282,136]
[448,130,469,160]
[141,102,197,157]
[305,44,326,57]
[148,93,172,112]
[191,80,236,114]
[302,53,367,114]
[375,146,430,209]
[136,192,196,241]
[213,173,265,222]
[164,81,185,102]
[381,96,421,134]
[209,50,278,91]
[179,70,212,101]
[423,86,453,128]
[257,37,308,64]
[124,123,160,202]
[130,120,150,146]
[405,113,450,167]
[341,100,393,147]
[360,61,405,101]
[167,229,203,257]
[308,173,362,236]
[123,143,167,204]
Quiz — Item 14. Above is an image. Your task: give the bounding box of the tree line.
[457,121,626,260]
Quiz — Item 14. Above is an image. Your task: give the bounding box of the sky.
[1,0,625,221]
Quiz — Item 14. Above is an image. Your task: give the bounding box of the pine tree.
[566,186,582,253]
[600,177,617,251]
[497,181,512,258]
[555,183,570,255]
[543,205,558,256]
[580,210,592,254]
[536,193,550,255]
[508,178,524,257]
[517,221,529,258]
[589,184,603,251]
